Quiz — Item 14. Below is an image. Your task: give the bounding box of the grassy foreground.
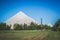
[0,30,60,40]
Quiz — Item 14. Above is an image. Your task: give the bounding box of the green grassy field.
[0,30,60,40]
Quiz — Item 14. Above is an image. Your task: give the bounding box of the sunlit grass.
[0,30,60,40]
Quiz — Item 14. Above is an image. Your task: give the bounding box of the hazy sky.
[0,0,60,25]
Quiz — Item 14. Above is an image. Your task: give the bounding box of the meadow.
[0,30,60,40]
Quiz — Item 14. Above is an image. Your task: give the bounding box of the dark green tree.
[23,23,27,30]
[53,19,60,31]
[27,22,34,30]
[43,25,52,30]
[36,25,41,30]
[28,22,38,30]
[14,24,23,30]
[0,23,10,30]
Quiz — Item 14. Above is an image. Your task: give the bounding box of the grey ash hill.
[5,11,40,29]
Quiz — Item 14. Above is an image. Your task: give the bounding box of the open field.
[0,30,60,40]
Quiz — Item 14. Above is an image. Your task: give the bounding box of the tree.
[14,24,23,30]
[0,23,10,30]
[36,25,41,30]
[43,25,52,30]
[23,23,27,30]
[27,22,40,30]
[27,22,35,30]
[53,19,60,31]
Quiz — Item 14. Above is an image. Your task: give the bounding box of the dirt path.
[32,33,48,40]
[22,32,48,40]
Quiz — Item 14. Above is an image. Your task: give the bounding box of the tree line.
[0,19,60,31]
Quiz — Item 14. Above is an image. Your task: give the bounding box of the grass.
[0,30,60,40]
[43,31,60,40]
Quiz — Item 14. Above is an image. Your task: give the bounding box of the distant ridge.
[5,11,40,29]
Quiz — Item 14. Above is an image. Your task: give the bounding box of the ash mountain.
[5,11,40,29]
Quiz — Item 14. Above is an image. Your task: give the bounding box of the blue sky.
[0,0,60,25]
